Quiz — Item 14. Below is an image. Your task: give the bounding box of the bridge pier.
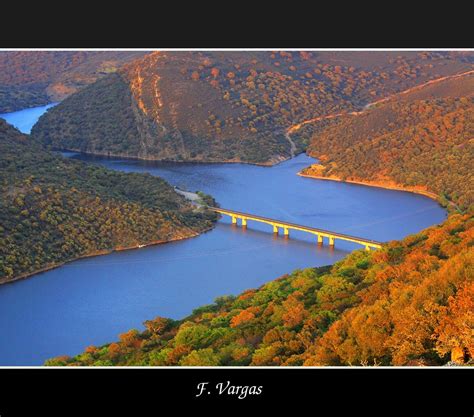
[209,207,382,251]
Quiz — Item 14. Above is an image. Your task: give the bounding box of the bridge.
[208,207,382,251]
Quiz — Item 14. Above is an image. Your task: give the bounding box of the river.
[0,105,447,365]
[0,103,57,134]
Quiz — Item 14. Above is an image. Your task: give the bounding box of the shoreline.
[57,147,295,168]
[0,225,214,286]
[0,101,52,115]
[297,171,441,203]
[1,147,303,285]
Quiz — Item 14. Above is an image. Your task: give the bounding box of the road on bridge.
[208,207,383,250]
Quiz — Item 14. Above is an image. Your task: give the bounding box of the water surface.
[0,103,57,133]
[0,106,447,365]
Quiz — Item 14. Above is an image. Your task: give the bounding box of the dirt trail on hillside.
[286,68,474,136]
[284,130,298,157]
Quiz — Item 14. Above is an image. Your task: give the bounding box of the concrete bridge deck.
[208,207,383,250]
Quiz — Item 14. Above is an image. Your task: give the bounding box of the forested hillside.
[48,211,473,366]
[301,74,474,209]
[0,51,145,112]
[0,119,216,283]
[31,51,473,165]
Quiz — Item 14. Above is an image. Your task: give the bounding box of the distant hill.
[0,119,216,283]
[31,51,473,165]
[0,51,146,112]
[48,210,473,366]
[301,73,474,209]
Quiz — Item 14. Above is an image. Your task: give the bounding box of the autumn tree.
[230,309,256,328]
[434,282,474,363]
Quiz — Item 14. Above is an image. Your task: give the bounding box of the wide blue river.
[0,105,447,365]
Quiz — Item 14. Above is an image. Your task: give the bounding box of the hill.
[300,73,474,209]
[0,51,146,112]
[0,119,216,283]
[47,211,473,366]
[31,51,473,165]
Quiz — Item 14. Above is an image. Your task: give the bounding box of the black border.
[0,368,472,413]
[0,40,473,48]
[0,42,472,411]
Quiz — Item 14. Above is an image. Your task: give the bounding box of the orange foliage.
[167,345,192,365]
[144,317,171,335]
[238,290,256,301]
[282,293,308,328]
[306,213,474,366]
[434,282,474,359]
[85,345,98,355]
[119,330,142,348]
[108,343,121,358]
[232,346,251,361]
[230,309,256,328]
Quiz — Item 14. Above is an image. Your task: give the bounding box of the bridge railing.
[207,206,382,250]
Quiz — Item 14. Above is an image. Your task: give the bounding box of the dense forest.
[48,211,473,366]
[31,51,474,165]
[31,74,143,156]
[0,85,50,114]
[0,51,145,112]
[301,74,474,210]
[0,119,217,282]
